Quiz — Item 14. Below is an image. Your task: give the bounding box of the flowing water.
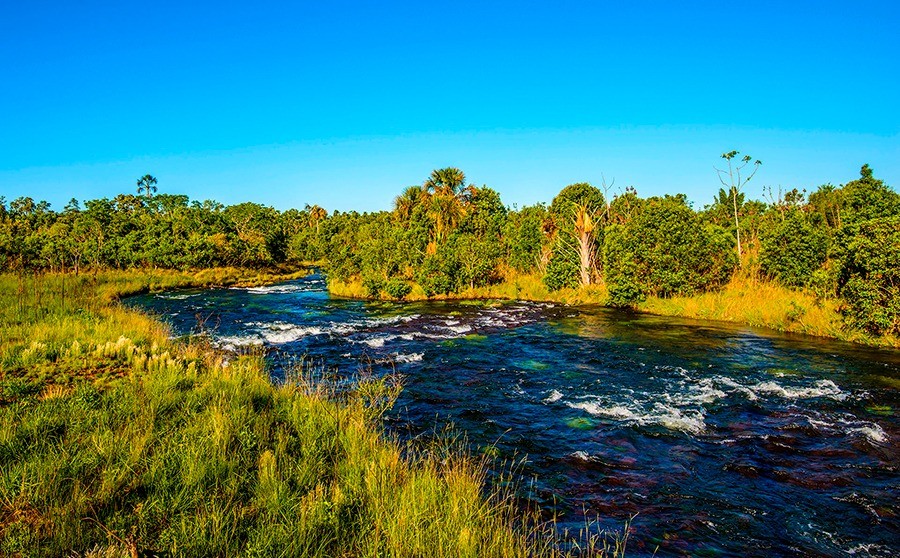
[127,273,899,556]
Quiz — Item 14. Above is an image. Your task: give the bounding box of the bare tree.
[715,151,761,265]
[600,173,615,223]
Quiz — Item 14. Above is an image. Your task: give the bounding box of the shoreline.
[327,275,900,350]
[1,267,596,555]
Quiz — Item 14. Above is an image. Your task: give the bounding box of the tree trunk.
[577,230,593,287]
[732,190,742,266]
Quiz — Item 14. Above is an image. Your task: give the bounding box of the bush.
[543,240,580,291]
[362,275,385,298]
[759,210,829,288]
[603,225,644,307]
[416,247,459,297]
[383,278,412,300]
[836,216,900,336]
[603,197,737,304]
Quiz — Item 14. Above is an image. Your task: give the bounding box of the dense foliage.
[2,163,898,336]
[604,196,737,306]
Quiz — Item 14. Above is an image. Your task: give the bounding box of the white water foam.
[567,400,706,435]
[239,284,308,294]
[851,425,888,444]
[394,352,424,363]
[156,292,199,300]
[752,379,847,401]
[544,389,564,403]
[215,334,264,350]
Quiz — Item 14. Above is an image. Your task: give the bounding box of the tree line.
[1,162,898,336]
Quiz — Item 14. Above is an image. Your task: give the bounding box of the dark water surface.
[127,273,900,556]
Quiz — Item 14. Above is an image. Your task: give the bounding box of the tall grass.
[636,274,900,348]
[328,273,609,306]
[329,271,899,348]
[0,270,625,556]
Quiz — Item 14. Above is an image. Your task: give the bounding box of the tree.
[715,151,761,265]
[393,186,426,223]
[603,195,737,305]
[573,204,597,286]
[136,174,158,199]
[544,183,604,289]
[836,216,900,336]
[759,209,828,288]
[504,204,549,273]
[423,167,467,197]
[305,204,328,233]
[840,164,899,227]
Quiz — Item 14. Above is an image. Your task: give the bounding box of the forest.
[1,162,898,338]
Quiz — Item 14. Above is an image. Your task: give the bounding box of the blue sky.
[1,1,898,211]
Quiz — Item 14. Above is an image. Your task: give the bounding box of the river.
[126,273,899,556]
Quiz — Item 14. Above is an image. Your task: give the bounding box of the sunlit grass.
[328,272,610,305]
[637,274,900,348]
[0,269,627,556]
[328,271,899,348]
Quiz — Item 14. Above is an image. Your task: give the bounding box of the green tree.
[836,216,900,336]
[603,195,737,305]
[544,183,605,289]
[759,209,828,288]
[504,204,549,273]
[423,167,467,197]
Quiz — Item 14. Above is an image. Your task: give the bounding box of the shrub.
[603,197,737,305]
[383,278,412,300]
[543,240,580,291]
[836,216,900,336]
[362,275,385,298]
[759,210,829,288]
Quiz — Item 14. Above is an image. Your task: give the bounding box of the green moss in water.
[566,417,596,430]
[518,359,549,371]
[866,405,893,416]
[870,375,900,390]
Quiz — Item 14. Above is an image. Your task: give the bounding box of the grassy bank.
[0,270,623,556]
[328,273,609,306]
[328,273,899,349]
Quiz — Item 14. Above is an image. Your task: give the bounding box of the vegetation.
[0,271,626,556]
[2,162,898,345]
[1,160,897,553]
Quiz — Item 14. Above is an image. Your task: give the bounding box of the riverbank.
[328,274,900,349]
[0,269,619,556]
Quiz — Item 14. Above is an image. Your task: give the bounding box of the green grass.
[0,270,626,557]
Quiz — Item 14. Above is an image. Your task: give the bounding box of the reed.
[0,270,626,556]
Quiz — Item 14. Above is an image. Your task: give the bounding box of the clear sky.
[2,1,898,212]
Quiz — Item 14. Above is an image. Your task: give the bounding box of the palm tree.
[305,204,327,233]
[573,204,597,286]
[136,174,158,199]
[393,185,426,222]
[428,193,466,244]
[423,167,466,197]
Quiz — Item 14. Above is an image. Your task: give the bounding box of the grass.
[0,269,626,556]
[637,274,900,348]
[328,271,900,349]
[328,272,609,306]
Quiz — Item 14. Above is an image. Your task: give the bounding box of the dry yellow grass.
[329,273,900,348]
[329,273,610,305]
